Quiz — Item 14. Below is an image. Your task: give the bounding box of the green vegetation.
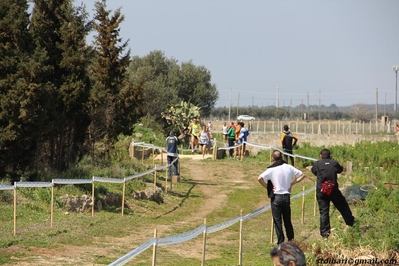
[0,140,398,265]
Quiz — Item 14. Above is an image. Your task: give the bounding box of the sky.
[79,0,399,108]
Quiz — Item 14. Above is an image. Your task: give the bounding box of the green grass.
[1,141,399,265]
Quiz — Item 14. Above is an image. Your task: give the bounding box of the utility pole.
[375,88,378,123]
[276,82,279,109]
[228,88,231,122]
[236,92,240,118]
[393,65,398,111]
[318,90,321,120]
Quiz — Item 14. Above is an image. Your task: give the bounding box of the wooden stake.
[91,180,95,217]
[152,229,158,266]
[50,184,54,227]
[201,218,207,266]
[270,216,274,244]
[301,186,305,224]
[238,210,243,266]
[314,180,317,216]
[121,182,125,216]
[13,186,17,236]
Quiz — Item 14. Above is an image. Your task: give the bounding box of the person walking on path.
[258,150,306,244]
[281,125,298,166]
[199,125,211,158]
[311,148,355,239]
[166,131,180,179]
[188,118,200,153]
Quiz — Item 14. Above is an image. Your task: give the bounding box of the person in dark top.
[281,125,298,166]
[311,149,355,239]
[166,131,180,179]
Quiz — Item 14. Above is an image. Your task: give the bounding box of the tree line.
[0,0,218,182]
[210,104,399,122]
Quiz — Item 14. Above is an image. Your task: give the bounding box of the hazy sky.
[80,0,399,108]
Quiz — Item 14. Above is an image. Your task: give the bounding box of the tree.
[29,0,92,171]
[176,61,218,117]
[126,51,179,120]
[89,0,132,159]
[0,0,38,181]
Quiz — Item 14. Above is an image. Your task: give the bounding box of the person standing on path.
[281,125,298,166]
[166,131,180,179]
[311,148,355,239]
[222,122,228,145]
[258,150,306,244]
[227,122,236,158]
[199,125,211,158]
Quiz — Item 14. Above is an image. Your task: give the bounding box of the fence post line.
[152,148,155,166]
[201,218,207,266]
[51,184,54,227]
[154,166,157,192]
[91,177,95,217]
[165,167,168,193]
[240,143,244,162]
[160,148,164,165]
[314,180,317,216]
[301,186,305,224]
[238,210,243,266]
[121,182,126,216]
[13,185,17,236]
[152,229,158,266]
[141,146,144,164]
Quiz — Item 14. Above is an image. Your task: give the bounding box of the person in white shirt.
[258,150,307,244]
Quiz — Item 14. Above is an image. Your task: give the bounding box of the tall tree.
[127,51,179,119]
[177,61,218,117]
[29,0,92,171]
[89,0,131,159]
[0,0,41,182]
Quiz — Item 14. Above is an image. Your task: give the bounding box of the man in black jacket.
[311,149,355,238]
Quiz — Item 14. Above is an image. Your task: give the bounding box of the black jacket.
[311,158,343,192]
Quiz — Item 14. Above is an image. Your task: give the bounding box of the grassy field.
[0,143,398,265]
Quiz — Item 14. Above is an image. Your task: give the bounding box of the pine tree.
[28,0,92,171]
[89,0,132,159]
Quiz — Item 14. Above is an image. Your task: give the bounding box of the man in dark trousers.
[311,149,355,239]
[281,125,298,166]
[258,150,306,244]
[166,131,180,179]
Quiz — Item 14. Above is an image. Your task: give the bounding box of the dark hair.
[320,148,331,159]
[240,122,244,127]
[270,242,306,266]
[283,125,289,131]
[272,150,282,161]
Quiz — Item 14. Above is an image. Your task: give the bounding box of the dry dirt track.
[0,155,258,265]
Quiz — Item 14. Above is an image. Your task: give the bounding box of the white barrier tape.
[207,216,241,234]
[155,164,168,171]
[108,238,156,266]
[290,186,316,200]
[15,182,52,188]
[242,205,270,221]
[125,169,155,181]
[294,154,317,161]
[92,176,125,184]
[52,179,93,185]
[157,224,206,246]
[0,184,15,190]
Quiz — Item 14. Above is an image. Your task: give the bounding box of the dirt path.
[1,157,248,265]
